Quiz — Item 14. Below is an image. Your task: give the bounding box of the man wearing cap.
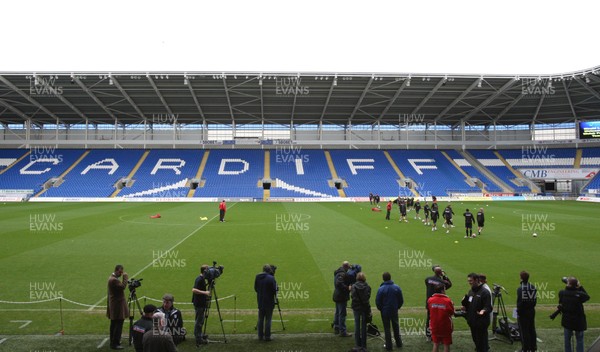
[157,294,186,345]
[132,304,156,352]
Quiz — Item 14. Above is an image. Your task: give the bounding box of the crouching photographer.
[551,277,590,352]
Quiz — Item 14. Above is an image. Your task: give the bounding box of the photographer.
[557,277,590,352]
[425,266,452,341]
[107,264,128,350]
[255,264,278,341]
[516,271,537,352]
[132,304,156,352]
[460,273,492,352]
[351,272,371,351]
[157,294,186,345]
[191,265,210,347]
[332,261,352,337]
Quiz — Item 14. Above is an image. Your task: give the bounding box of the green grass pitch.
[0,200,598,351]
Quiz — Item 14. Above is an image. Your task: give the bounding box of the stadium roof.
[0,66,599,128]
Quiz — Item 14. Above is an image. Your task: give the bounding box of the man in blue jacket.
[376,272,404,350]
[255,264,278,341]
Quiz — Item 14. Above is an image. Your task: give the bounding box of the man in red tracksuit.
[219,200,226,222]
[427,285,454,352]
[386,200,392,220]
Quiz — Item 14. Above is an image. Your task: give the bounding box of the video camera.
[549,304,562,320]
[454,310,467,318]
[268,264,277,275]
[128,278,143,291]
[492,283,508,296]
[205,261,224,282]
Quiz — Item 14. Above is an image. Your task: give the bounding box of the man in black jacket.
[158,294,186,345]
[425,266,452,341]
[558,277,590,352]
[332,261,352,337]
[255,264,278,341]
[461,273,492,352]
[516,271,537,352]
[132,304,156,352]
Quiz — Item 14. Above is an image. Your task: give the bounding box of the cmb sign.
[520,168,598,180]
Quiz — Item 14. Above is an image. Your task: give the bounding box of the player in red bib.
[427,284,454,352]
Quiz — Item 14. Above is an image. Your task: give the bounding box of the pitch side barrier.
[21,195,558,203]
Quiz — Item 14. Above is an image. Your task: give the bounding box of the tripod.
[490,287,513,344]
[255,294,285,331]
[203,279,227,343]
[127,288,143,346]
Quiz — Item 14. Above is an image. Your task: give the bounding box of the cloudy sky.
[2,0,598,75]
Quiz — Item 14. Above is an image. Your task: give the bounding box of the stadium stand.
[328,150,401,197]
[0,149,87,195]
[444,149,503,193]
[466,149,531,193]
[580,147,600,167]
[269,149,338,198]
[119,150,203,198]
[0,149,28,171]
[194,149,263,198]
[499,148,576,168]
[42,149,146,197]
[387,149,480,196]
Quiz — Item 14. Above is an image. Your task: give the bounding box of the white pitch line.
[97,337,108,349]
[307,318,329,322]
[0,338,7,345]
[222,320,243,323]
[88,205,235,311]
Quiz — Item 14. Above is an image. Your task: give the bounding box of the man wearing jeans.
[191,264,210,347]
[333,261,352,337]
[559,277,590,352]
[376,272,404,350]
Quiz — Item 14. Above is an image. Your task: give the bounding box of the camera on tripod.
[128,278,143,291]
[492,283,507,296]
[205,261,224,282]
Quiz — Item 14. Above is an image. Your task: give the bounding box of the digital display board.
[579,121,600,139]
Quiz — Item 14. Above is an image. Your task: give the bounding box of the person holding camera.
[460,273,492,352]
[425,266,452,341]
[516,271,537,352]
[351,272,371,351]
[157,294,186,345]
[255,264,278,341]
[557,277,590,352]
[132,304,156,352]
[191,264,211,347]
[107,264,129,350]
[332,261,352,337]
[427,284,454,352]
[376,272,404,350]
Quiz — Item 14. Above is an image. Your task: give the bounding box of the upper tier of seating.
[581,147,600,167]
[499,148,575,168]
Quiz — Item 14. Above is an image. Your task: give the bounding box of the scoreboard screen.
[579,121,600,139]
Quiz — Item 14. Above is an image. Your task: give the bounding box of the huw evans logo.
[521,145,556,166]
[275,77,309,96]
[398,250,432,268]
[277,281,310,301]
[521,213,555,235]
[29,214,63,232]
[521,78,555,96]
[275,213,310,232]
[29,146,64,164]
[29,76,63,96]
[29,281,63,300]
[275,145,310,163]
[401,113,426,126]
[152,250,187,268]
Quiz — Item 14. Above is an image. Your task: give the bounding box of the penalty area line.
[97,337,108,349]
[88,205,235,311]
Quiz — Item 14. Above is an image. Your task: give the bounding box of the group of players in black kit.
[384,196,486,238]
